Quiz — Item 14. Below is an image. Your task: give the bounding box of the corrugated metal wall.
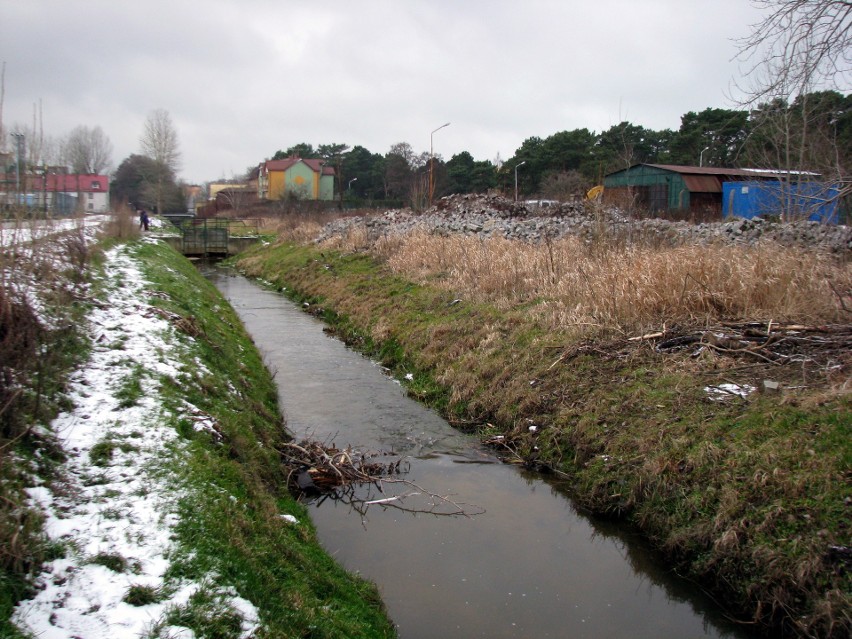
[722,181,840,223]
[604,166,690,211]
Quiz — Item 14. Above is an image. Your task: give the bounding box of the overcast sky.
[2,0,769,184]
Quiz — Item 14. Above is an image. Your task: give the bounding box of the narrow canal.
[209,271,753,639]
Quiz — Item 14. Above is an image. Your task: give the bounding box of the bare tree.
[318,142,350,209]
[140,109,182,214]
[386,143,435,209]
[540,170,591,201]
[0,61,6,154]
[63,125,113,174]
[140,108,181,171]
[216,186,254,216]
[736,2,851,214]
[737,1,851,103]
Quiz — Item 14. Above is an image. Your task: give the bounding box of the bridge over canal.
[160,216,262,257]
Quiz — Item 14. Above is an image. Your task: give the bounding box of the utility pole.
[11,132,24,205]
[429,122,449,208]
[514,161,526,202]
[0,62,6,154]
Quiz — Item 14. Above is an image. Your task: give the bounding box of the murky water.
[209,271,753,639]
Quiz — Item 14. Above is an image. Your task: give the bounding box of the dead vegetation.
[278,440,407,494]
[239,203,851,637]
[650,321,851,372]
[365,232,852,338]
[1,209,105,623]
[277,439,483,519]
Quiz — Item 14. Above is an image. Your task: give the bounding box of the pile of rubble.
[316,193,851,252]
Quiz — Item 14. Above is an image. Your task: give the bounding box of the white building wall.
[84,191,109,213]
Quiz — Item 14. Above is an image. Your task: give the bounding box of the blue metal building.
[722,181,840,223]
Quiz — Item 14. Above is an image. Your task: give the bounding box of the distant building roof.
[613,163,819,179]
[263,158,335,176]
[43,174,109,192]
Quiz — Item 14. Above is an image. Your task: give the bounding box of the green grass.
[114,364,146,408]
[90,552,129,573]
[123,584,163,606]
[89,434,139,466]
[149,585,247,639]
[236,239,851,638]
[127,240,395,638]
[1,237,395,637]
[0,235,99,638]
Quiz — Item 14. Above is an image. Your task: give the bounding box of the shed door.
[646,183,668,212]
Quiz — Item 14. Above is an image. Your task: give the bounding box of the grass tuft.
[123,584,163,606]
[90,552,128,573]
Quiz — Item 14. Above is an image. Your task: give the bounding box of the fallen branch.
[650,323,851,369]
[276,439,484,519]
[827,280,851,314]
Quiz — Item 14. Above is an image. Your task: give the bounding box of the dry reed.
[362,231,851,336]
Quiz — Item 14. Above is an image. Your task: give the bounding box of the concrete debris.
[317,193,851,253]
[762,380,781,393]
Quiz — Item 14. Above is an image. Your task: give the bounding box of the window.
[88,192,94,199]
[92,182,100,189]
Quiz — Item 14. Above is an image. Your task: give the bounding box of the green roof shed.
[603,164,785,215]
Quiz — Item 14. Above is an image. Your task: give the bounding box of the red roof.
[263,158,335,176]
[43,174,109,192]
[0,174,109,192]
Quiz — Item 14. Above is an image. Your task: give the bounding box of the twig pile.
[651,322,852,366]
[278,440,406,494]
[147,305,204,338]
[277,439,485,519]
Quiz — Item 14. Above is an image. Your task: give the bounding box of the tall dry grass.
[270,209,370,245]
[1,208,99,604]
[1,208,105,443]
[326,230,851,336]
[103,205,142,240]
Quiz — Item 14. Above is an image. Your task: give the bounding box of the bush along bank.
[3,231,394,638]
[236,239,851,639]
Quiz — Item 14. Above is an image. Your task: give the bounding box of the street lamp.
[348,177,358,193]
[699,146,710,167]
[10,133,25,205]
[514,160,526,202]
[429,122,450,208]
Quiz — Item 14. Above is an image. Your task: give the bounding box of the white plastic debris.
[704,383,756,401]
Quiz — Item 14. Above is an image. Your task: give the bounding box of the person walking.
[139,209,150,231]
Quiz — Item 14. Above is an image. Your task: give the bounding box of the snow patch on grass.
[12,244,259,638]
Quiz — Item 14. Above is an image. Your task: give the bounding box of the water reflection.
[209,270,753,639]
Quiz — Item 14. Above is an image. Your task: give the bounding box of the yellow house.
[208,182,240,199]
[258,158,335,201]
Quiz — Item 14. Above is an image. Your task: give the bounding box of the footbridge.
[160,217,263,257]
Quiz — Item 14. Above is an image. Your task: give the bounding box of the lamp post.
[429,122,450,208]
[348,177,358,193]
[514,160,526,202]
[699,146,710,167]
[10,133,25,206]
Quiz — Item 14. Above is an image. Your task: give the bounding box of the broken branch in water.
[278,439,404,492]
[276,439,484,519]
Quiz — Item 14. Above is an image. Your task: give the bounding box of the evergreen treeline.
[270,92,850,204]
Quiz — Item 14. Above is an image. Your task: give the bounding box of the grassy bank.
[128,240,394,637]
[1,217,97,637]
[1,218,394,637]
[236,232,850,638]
